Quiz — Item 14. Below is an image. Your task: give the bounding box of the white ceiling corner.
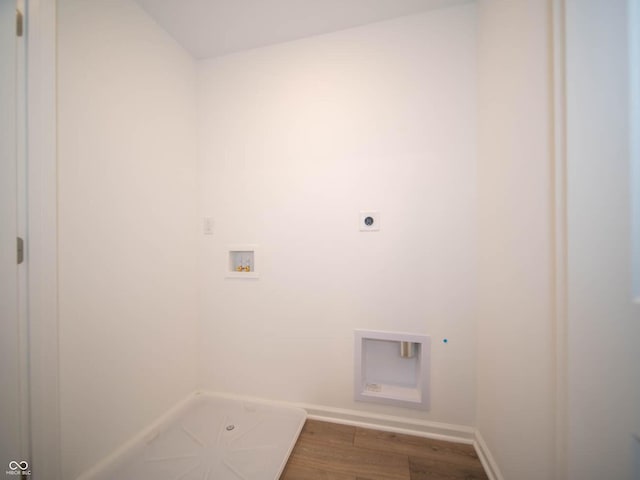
[133,0,472,59]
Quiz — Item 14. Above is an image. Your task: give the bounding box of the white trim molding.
[630,0,640,302]
[77,391,509,479]
[551,0,568,478]
[473,430,504,480]
[26,0,60,479]
[206,391,476,444]
[78,390,477,479]
[75,393,199,480]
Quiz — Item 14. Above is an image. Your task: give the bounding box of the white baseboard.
[203,390,475,445]
[77,390,489,479]
[76,392,199,480]
[473,430,505,480]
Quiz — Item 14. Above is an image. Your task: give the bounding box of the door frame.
[23,1,573,479]
[25,0,60,478]
[551,0,569,478]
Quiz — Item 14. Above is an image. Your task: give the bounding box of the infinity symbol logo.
[8,461,29,471]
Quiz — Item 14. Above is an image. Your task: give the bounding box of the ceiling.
[134,0,471,59]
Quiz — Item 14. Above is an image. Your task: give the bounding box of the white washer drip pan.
[87,395,306,480]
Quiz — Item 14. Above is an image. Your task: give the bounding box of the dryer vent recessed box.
[354,330,430,409]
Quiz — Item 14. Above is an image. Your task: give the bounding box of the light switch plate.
[359,211,380,231]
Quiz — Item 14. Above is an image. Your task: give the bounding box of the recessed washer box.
[226,244,259,279]
[354,330,430,410]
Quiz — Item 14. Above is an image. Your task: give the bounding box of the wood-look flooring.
[280,420,488,480]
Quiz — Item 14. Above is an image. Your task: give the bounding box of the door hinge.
[17,237,24,265]
[16,9,23,37]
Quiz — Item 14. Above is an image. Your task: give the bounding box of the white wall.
[57,1,199,477]
[566,0,640,478]
[476,1,555,479]
[197,4,478,425]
